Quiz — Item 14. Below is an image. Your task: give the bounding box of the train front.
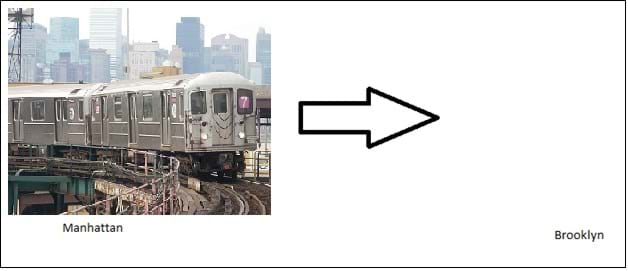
[184,72,258,177]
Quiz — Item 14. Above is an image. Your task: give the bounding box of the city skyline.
[34,6,271,62]
[8,5,271,83]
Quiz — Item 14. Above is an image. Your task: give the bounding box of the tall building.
[46,17,79,64]
[211,34,248,77]
[169,45,183,69]
[202,46,212,72]
[210,45,236,73]
[20,23,47,82]
[50,52,85,82]
[50,52,70,82]
[20,56,38,83]
[79,39,90,64]
[79,39,91,81]
[256,27,271,84]
[129,41,159,80]
[248,62,262,85]
[89,49,111,83]
[90,8,123,80]
[176,17,204,74]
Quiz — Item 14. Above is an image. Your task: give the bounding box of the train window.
[62,100,68,121]
[114,96,123,120]
[191,91,207,114]
[13,101,20,121]
[91,98,98,121]
[143,94,153,120]
[213,93,227,114]
[179,93,183,120]
[171,94,177,118]
[78,99,84,121]
[68,100,75,120]
[161,93,167,118]
[56,101,61,121]
[130,95,137,120]
[102,97,107,119]
[237,89,253,115]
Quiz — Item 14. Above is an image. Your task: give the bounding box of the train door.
[160,90,171,146]
[11,100,23,141]
[211,89,233,145]
[54,99,68,143]
[91,97,102,145]
[170,89,183,150]
[84,98,92,145]
[128,93,138,144]
[101,96,109,145]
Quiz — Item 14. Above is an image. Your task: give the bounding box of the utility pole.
[126,8,130,80]
[8,8,34,82]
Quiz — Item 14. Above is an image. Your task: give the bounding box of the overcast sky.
[30,2,272,62]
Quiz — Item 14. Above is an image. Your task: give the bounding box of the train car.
[8,72,259,177]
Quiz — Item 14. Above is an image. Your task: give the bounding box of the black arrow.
[298,87,440,149]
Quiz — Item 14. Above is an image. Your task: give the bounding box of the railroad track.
[9,155,270,215]
[217,177,271,215]
[177,174,270,215]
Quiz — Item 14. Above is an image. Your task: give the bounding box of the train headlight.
[201,133,208,140]
[238,132,245,139]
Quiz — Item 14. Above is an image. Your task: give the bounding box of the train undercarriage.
[9,143,245,178]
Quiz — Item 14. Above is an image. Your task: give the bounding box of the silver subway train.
[8,72,259,176]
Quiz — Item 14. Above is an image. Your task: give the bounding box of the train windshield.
[190,91,207,114]
[213,93,228,114]
[237,89,253,115]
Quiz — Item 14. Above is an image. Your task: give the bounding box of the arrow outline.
[298,87,440,149]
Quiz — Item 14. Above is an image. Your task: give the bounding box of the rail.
[62,149,180,215]
[241,150,271,182]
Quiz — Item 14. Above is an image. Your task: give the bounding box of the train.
[8,72,259,177]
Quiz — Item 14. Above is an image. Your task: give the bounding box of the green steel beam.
[8,175,95,215]
[9,175,73,183]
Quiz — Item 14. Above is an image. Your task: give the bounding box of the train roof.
[7,83,99,98]
[96,73,197,94]
[187,72,255,90]
[7,72,257,99]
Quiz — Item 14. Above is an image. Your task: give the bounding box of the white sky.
[22,2,272,62]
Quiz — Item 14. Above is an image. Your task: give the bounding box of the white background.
[1,1,625,267]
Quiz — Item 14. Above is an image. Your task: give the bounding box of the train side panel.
[169,88,186,152]
[137,90,162,151]
[67,97,86,145]
[106,92,129,148]
[22,97,55,146]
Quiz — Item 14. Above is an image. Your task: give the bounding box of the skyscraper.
[20,23,47,82]
[89,49,111,83]
[90,8,123,80]
[248,62,262,85]
[211,34,248,77]
[79,39,91,81]
[46,17,79,64]
[51,52,71,82]
[203,46,212,72]
[51,52,87,83]
[129,41,159,79]
[210,45,236,73]
[256,27,271,84]
[176,17,204,74]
